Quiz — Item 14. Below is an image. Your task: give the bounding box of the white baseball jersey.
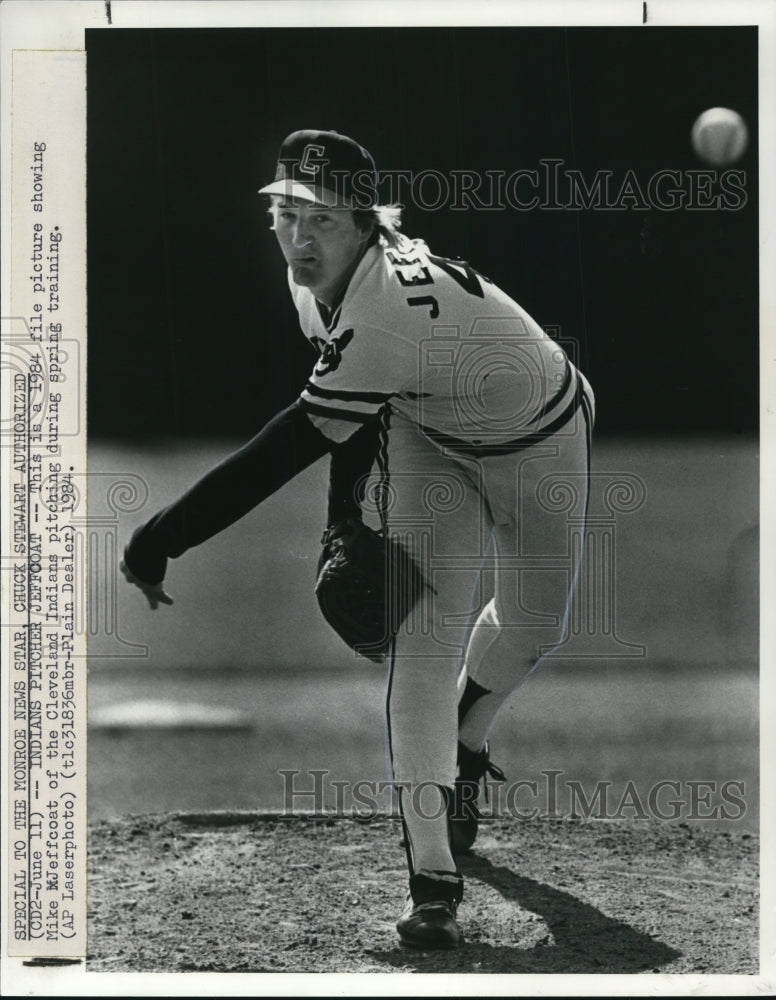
[291,236,578,448]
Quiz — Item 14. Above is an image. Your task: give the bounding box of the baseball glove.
[315,517,428,663]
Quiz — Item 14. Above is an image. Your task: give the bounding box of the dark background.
[85,26,758,438]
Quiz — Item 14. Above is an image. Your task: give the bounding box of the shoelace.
[480,759,506,803]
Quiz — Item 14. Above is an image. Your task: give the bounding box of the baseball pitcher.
[122,130,594,949]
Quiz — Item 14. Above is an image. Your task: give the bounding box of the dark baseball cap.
[259,129,378,208]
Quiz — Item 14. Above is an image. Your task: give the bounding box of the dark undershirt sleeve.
[326,418,382,524]
[123,401,333,585]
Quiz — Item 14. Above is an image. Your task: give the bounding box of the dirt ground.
[86,811,758,975]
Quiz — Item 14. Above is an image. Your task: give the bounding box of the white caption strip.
[6,49,87,959]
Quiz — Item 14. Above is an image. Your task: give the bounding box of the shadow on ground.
[368,853,681,974]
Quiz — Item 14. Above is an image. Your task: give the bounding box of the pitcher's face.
[273,199,369,305]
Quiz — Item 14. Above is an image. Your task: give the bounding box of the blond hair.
[353,205,404,249]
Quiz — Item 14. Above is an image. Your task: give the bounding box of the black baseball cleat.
[396,872,464,949]
[449,741,505,855]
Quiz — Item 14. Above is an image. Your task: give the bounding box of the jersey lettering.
[387,247,490,306]
[386,250,434,287]
[395,266,433,287]
[408,295,440,318]
[428,254,488,299]
[386,250,422,267]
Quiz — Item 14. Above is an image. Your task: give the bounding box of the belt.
[419,364,583,459]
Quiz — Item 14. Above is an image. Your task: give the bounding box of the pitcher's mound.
[88,812,757,974]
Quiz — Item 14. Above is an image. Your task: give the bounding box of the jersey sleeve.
[298,323,410,442]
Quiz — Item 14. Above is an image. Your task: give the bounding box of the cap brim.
[258,180,346,206]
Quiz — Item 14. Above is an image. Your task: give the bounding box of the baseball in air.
[691,107,749,166]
